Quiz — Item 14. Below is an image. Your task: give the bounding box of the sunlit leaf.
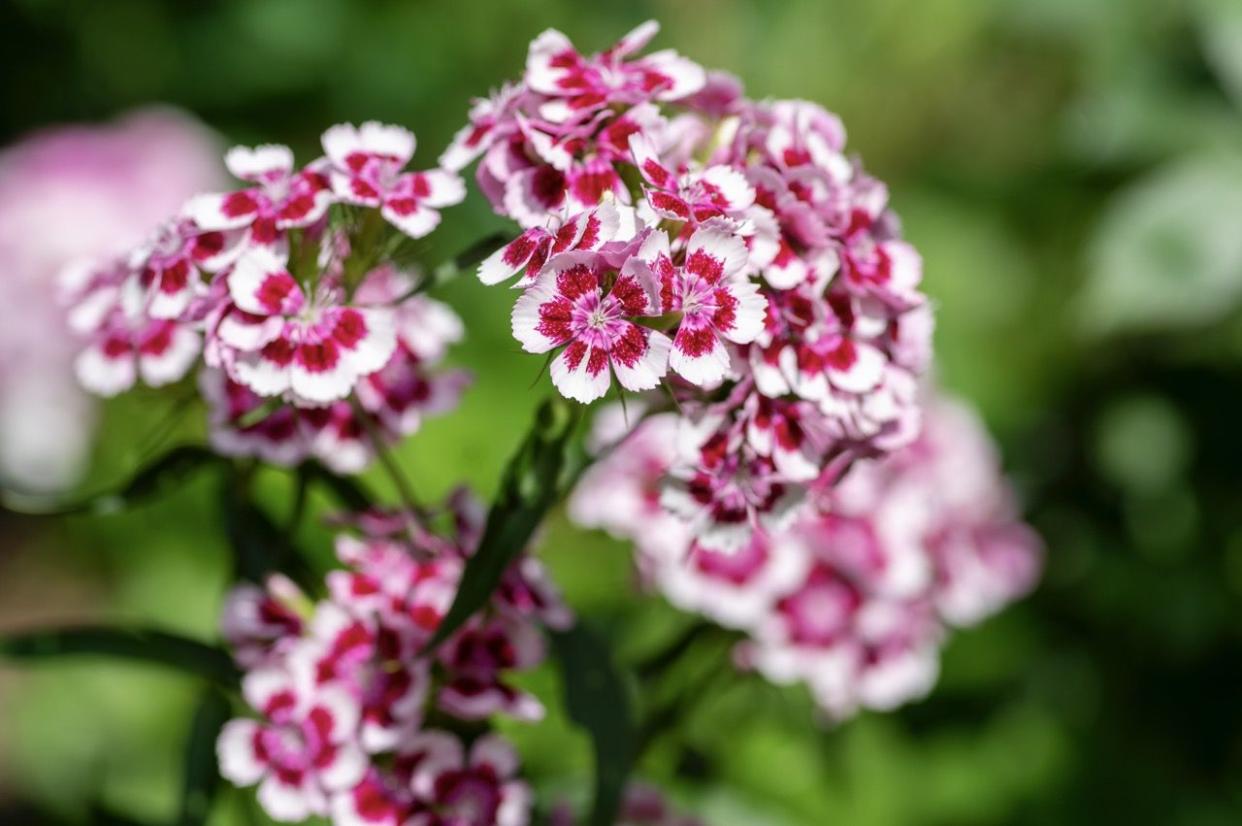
[1083,154,1242,335]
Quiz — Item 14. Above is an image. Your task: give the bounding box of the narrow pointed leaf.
[176,689,232,826]
[220,478,316,589]
[0,626,239,688]
[423,395,583,652]
[552,624,635,826]
[2,445,223,516]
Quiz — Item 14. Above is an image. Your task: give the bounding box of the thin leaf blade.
[423,395,582,652]
[552,623,635,826]
[177,689,232,826]
[0,626,240,688]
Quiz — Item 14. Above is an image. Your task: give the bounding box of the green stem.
[350,397,424,518]
[343,208,386,296]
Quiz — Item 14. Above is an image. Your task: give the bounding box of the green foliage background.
[3,0,1242,823]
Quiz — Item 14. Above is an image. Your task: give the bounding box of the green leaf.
[2,445,223,516]
[423,395,583,653]
[0,626,240,688]
[552,623,635,826]
[220,475,316,588]
[176,689,232,826]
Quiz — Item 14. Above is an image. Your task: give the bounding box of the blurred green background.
[3,0,1242,823]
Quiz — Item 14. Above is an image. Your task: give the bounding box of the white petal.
[510,276,566,353]
[381,200,441,239]
[322,122,415,169]
[829,340,886,394]
[700,165,755,211]
[669,329,729,387]
[317,742,367,790]
[138,325,201,387]
[257,774,314,823]
[641,50,707,100]
[226,144,294,182]
[611,327,670,392]
[229,247,301,316]
[417,169,466,208]
[183,192,256,231]
[75,341,135,397]
[550,345,611,403]
[686,227,749,282]
[231,346,293,398]
[470,734,519,778]
[525,29,578,96]
[720,279,767,344]
[478,232,536,286]
[216,719,266,786]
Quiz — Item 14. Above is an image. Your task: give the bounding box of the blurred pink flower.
[0,107,221,491]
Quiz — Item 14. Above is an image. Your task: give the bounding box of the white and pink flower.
[322,122,465,239]
[525,22,705,124]
[405,731,532,826]
[512,252,670,403]
[215,246,396,404]
[184,143,334,250]
[217,661,367,822]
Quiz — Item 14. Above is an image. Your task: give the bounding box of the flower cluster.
[61,124,469,473]
[0,108,221,491]
[571,394,1041,720]
[218,488,570,824]
[454,21,932,552]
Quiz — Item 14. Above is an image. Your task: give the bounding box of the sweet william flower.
[66,265,201,397]
[322,122,465,239]
[629,133,755,226]
[511,251,670,403]
[478,200,625,287]
[218,246,396,404]
[637,227,767,387]
[526,21,705,124]
[405,731,532,826]
[184,143,334,250]
[217,660,367,822]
